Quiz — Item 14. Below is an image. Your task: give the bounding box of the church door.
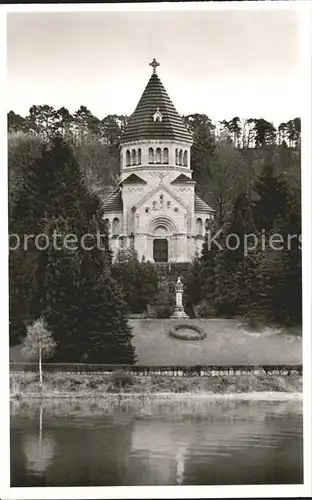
[153,239,168,262]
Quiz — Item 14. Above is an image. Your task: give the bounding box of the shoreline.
[11,371,302,400]
[10,390,303,401]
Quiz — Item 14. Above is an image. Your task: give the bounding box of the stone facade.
[103,61,215,263]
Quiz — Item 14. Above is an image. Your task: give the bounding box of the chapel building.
[103,59,215,263]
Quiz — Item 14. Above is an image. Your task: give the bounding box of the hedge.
[168,323,207,341]
[9,362,302,376]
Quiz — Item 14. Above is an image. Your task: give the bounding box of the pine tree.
[214,248,239,317]
[236,246,268,323]
[272,187,301,324]
[214,193,255,316]
[44,244,135,364]
[199,232,216,304]
[252,163,288,233]
[73,267,135,363]
[252,166,301,324]
[10,136,101,327]
[185,251,203,309]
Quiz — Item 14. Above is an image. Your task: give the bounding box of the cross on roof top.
[149,58,160,74]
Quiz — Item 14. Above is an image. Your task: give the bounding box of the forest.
[8,105,301,360]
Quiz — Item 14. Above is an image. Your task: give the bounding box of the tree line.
[8,107,300,149]
[8,108,301,224]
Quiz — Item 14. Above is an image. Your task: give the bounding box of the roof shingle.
[171,174,194,184]
[102,191,123,213]
[122,173,147,184]
[194,194,215,213]
[120,73,193,144]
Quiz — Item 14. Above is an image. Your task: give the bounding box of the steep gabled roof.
[102,190,123,212]
[171,174,194,184]
[121,173,147,185]
[120,72,193,144]
[194,194,215,213]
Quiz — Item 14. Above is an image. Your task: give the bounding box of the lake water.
[10,395,303,486]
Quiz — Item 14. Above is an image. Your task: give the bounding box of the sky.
[7,8,301,125]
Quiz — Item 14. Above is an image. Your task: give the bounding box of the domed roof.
[120,63,193,144]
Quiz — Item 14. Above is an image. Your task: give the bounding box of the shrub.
[193,300,216,318]
[112,249,158,314]
[151,278,175,318]
[109,371,135,390]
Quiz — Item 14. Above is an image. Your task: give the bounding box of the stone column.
[171,277,189,319]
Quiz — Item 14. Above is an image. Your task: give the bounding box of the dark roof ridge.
[171,173,195,184]
[121,173,147,184]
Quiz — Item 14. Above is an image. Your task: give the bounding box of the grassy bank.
[10,319,302,366]
[10,371,302,399]
[131,319,302,365]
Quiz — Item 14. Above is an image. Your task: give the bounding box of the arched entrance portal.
[153,239,168,262]
[153,225,168,262]
[149,217,178,263]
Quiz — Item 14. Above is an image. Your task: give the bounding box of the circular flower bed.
[168,323,207,341]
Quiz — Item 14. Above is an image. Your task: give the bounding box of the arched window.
[175,149,178,164]
[205,218,210,230]
[152,201,157,210]
[163,148,169,164]
[112,218,120,235]
[196,218,203,235]
[138,148,142,165]
[167,201,171,209]
[183,150,187,167]
[156,147,161,163]
[179,150,183,165]
[149,148,154,164]
[126,150,130,167]
[131,149,136,166]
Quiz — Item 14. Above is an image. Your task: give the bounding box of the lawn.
[131,318,302,366]
[10,318,302,366]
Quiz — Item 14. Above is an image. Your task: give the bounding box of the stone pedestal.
[171,306,189,319]
[171,276,189,319]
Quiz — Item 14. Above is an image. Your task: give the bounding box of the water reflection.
[11,396,303,486]
[23,434,56,475]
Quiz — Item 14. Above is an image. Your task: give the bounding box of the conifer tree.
[185,251,202,309]
[252,166,301,324]
[214,193,255,316]
[199,231,216,304]
[272,187,301,324]
[252,163,288,233]
[10,136,101,332]
[43,220,135,364]
[73,262,135,363]
[236,246,268,322]
[214,248,239,317]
